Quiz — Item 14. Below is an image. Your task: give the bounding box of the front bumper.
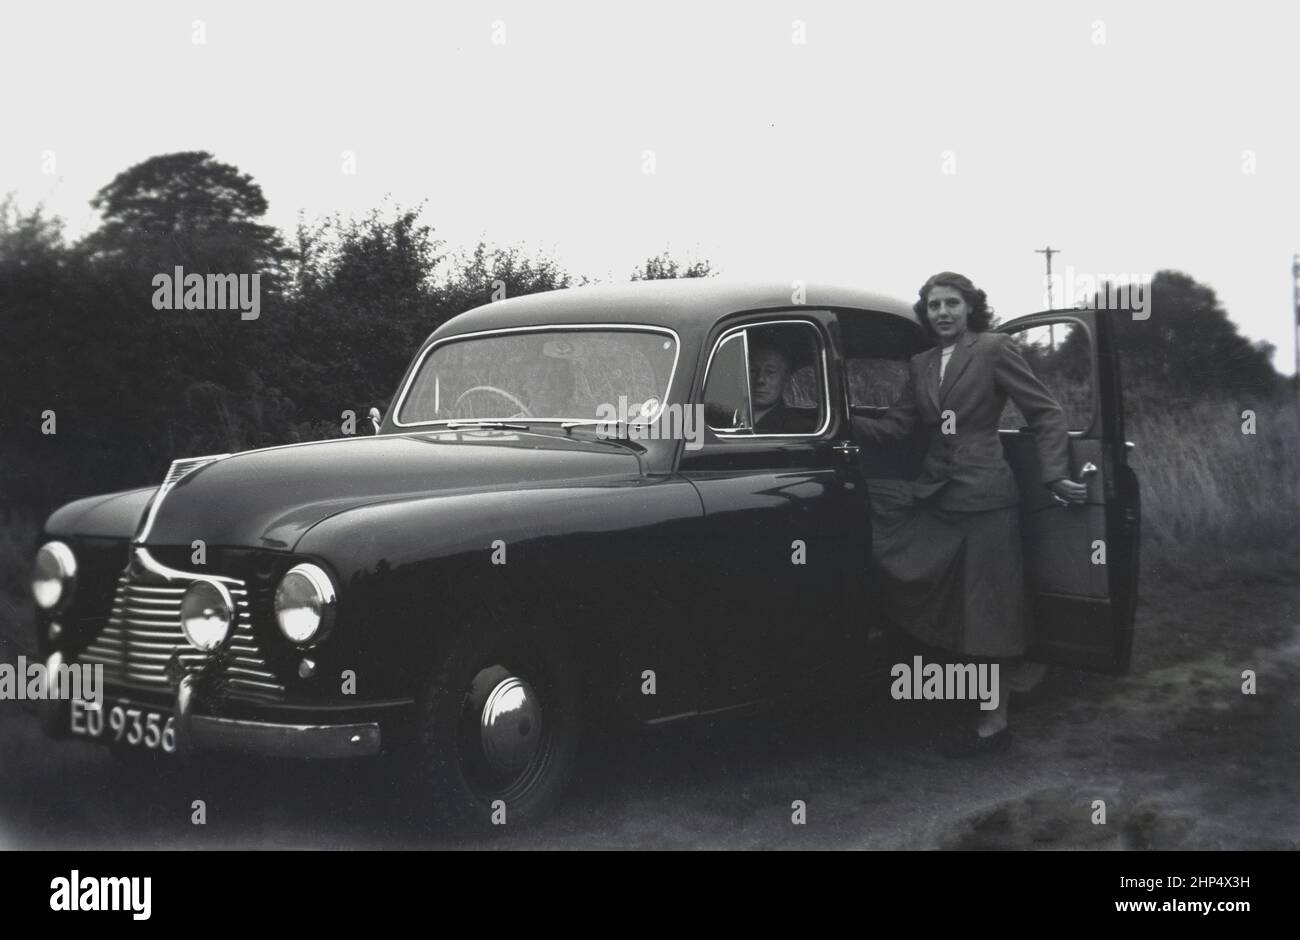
[175,674,382,758]
[36,653,395,760]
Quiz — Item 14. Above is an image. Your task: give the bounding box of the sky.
[3,0,1298,373]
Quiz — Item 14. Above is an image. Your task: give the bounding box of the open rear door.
[996,308,1140,674]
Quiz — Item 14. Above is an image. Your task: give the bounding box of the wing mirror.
[368,407,382,435]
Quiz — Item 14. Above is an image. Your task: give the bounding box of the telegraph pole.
[1036,245,1060,309]
[1293,255,1300,394]
[1036,245,1060,351]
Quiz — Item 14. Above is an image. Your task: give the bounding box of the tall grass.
[1125,382,1300,585]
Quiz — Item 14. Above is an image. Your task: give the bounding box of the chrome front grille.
[81,571,286,704]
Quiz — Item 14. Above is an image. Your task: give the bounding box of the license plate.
[70,699,177,754]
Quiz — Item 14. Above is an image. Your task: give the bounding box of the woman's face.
[925,285,970,345]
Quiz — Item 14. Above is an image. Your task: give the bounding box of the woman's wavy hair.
[912,271,993,344]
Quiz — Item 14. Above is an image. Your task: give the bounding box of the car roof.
[425,278,918,345]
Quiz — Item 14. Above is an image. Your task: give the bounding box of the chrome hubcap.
[478,674,543,776]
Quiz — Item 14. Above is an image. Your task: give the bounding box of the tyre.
[413,625,582,830]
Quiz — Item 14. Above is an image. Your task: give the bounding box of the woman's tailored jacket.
[853,330,1071,510]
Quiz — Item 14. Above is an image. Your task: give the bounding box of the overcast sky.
[3,0,1297,373]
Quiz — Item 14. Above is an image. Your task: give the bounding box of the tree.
[630,249,716,281]
[1093,270,1281,400]
[288,204,445,424]
[0,198,80,505]
[82,151,289,275]
[441,240,578,314]
[66,153,298,474]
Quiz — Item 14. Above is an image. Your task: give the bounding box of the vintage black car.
[29,279,1140,825]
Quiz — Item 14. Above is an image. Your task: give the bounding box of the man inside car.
[750,342,818,434]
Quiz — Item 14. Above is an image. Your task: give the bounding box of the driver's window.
[702,333,750,431]
[702,322,825,437]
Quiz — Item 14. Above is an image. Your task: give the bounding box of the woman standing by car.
[854,271,1087,753]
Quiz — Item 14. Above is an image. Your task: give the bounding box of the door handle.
[1051,462,1097,507]
[832,440,860,462]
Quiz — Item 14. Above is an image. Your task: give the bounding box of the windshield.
[396,328,679,425]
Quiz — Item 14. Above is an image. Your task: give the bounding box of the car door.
[677,313,873,710]
[995,308,1140,673]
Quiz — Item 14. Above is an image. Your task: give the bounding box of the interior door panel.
[1002,435,1108,599]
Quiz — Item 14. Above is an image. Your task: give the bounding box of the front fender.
[44,487,156,540]
[293,479,704,701]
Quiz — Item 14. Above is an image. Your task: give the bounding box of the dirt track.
[1,574,1297,850]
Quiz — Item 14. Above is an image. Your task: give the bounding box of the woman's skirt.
[867,479,1028,658]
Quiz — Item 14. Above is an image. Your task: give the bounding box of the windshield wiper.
[443,420,530,431]
[553,422,648,453]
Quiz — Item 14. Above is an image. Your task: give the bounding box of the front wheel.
[413,626,582,830]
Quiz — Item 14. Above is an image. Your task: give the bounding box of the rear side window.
[846,358,910,408]
[835,308,927,413]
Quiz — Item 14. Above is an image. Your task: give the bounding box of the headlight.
[33,541,77,612]
[180,581,234,651]
[274,563,336,645]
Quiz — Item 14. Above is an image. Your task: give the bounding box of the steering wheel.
[451,385,534,420]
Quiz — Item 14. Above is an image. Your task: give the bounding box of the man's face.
[750,348,790,410]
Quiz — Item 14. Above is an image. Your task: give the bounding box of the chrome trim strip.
[134,454,230,546]
[219,674,275,686]
[741,329,753,421]
[134,546,242,589]
[116,649,178,662]
[390,323,684,429]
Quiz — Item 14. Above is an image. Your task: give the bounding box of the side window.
[998,320,1095,431]
[702,333,750,430]
[702,321,826,437]
[847,358,910,408]
[836,309,927,413]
